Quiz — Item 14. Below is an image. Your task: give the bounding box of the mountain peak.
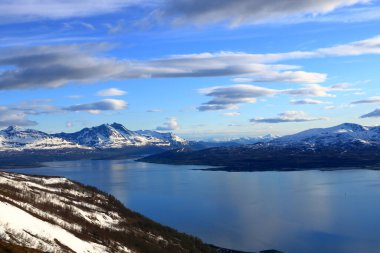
[3,125,23,132]
[110,122,124,128]
[334,123,367,131]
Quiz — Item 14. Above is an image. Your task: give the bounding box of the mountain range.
[2,122,380,151]
[3,122,380,171]
[141,123,380,171]
[272,123,380,148]
[0,123,187,151]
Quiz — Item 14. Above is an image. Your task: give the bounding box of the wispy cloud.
[352,96,380,104]
[147,108,162,113]
[290,99,326,105]
[105,20,125,34]
[198,84,349,111]
[250,111,327,124]
[0,0,141,23]
[162,0,370,26]
[0,0,375,27]
[231,71,327,84]
[63,21,96,31]
[66,95,83,99]
[63,99,127,114]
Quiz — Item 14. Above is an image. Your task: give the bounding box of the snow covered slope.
[0,173,129,253]
[0,172,216,253]
[0,126,86,151]
[272,123,380,147]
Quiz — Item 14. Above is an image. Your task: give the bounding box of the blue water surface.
[5,159,380,253]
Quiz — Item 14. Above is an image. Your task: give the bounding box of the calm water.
[5,159,380,253]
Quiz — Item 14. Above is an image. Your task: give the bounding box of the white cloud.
[0,107,37,127]
[97,88,127,97]
[156,117,180,131]
[231,71,327,84]
[0,35,378,90]
[223,112,241,117]
[250,111,327,123]
[0,45,301,90]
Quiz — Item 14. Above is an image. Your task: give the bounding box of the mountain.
[0,126,86,151]
[141,123,380,171]
[272,123,380,148]
[0,172,217,253]
[136,130,188,146]
[0,123,188,152]
[54,123,187,149]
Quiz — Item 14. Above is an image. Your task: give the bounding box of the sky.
[1,0,380,140]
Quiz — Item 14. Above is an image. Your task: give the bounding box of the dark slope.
[140,145,380,171]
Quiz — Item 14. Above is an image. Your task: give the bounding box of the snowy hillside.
[272,123,380,147]
[0,172,216,253]
[0,126,86,151]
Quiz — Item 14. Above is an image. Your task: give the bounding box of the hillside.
[0,172,218,253]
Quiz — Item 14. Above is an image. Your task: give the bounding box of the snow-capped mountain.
[54,123,188,149]
[0,126,85,151]
[0,123,189,151]
[271,123,380,147]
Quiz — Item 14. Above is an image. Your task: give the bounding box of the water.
[5,159,380,253]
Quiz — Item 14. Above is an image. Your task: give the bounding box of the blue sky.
[1,0,380,139]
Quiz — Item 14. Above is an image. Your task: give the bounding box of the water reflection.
[5,160,380,253]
